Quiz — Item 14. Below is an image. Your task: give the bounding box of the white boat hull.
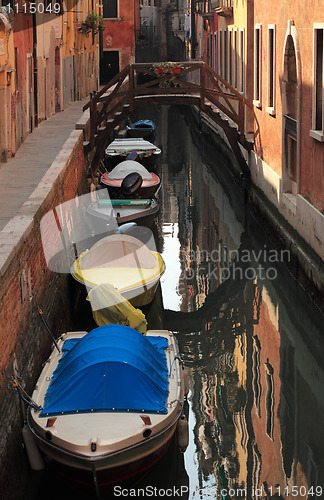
[28,330,185,485]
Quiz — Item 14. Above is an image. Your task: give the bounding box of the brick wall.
[0,129,88,499]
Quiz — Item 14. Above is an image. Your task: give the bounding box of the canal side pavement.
[0,97,90,232]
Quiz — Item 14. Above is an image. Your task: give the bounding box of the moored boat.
[87,197,159,230]
[71,233,165,307]
[27,324,185,488]
[104,138,161,170]
[101,160,160,199]
[126,119,156,138]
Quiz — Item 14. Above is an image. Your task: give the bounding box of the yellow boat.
[71,234,165,307]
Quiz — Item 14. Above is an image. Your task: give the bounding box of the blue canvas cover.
[40,325,169,417]
[129,120,156,131]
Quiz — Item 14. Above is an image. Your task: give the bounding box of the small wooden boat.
[87,197,159,230]
[71,233,165,307]
[104,138,161,170]
[27,324,186,489]
[126,119,156,138]
[101,160,161,198]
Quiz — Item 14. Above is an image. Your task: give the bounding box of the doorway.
[100,50,119,85]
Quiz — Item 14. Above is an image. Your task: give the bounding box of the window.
[140,17,149,47]
[252,336,261,418]
[76,0,86,22]
[219,30,223,77]
[265,362,274,440]
[63,0,67,23]
[267,25,275,114]
[240,29,244,92]
[310,25,324,140]
[224,30,228,81]
[214,32,217,72]
[229,30,232,85]
[234,29,238,89]
[103,0,117,18]
[287,134,297,182]
[254,24,262,107]
[209,34,213,69]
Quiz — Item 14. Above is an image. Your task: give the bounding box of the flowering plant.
[151,62,183,75]
[79,12,105,35]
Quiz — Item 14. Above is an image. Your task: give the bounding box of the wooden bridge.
[83,62,254,177]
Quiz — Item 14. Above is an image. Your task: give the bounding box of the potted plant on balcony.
[79,11,105,35]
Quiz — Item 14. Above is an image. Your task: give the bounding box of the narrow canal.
[28,106,324,499]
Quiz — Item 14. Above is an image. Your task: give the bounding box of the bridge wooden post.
[89,97,97,149]
[129,65,134,113]
[200,64,206,111]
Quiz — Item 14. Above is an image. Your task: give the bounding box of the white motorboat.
[27,325,185,489]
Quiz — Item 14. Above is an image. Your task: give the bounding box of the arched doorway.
[282,33,299,195]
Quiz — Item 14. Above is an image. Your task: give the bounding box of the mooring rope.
[12,378,42,411]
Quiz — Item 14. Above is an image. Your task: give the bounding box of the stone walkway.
[0,98,89,231]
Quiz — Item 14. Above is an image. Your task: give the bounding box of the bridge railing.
[84,62,253,158]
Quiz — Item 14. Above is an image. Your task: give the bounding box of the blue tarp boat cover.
[128,120,156,131]
[40,325,169,417]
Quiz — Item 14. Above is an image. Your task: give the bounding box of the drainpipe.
[32,12,38,127]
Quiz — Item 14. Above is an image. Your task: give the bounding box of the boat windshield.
[79,234,157,270]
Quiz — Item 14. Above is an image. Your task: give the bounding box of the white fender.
[176,414,189,452]
[22,424,45,471]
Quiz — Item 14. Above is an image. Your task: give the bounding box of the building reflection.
[159,109,324,498]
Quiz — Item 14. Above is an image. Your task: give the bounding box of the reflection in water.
[157,106,324,499]
[28,105,324,500]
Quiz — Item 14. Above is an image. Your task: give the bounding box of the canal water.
[27,106,324,499]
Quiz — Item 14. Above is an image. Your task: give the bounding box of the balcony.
[196,0,232,18]
[196,0,217,17]
[214,0,233,17]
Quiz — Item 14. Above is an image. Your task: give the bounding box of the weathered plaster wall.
[0,14,15,161]
[103,0,138,70]
[252,1,324,211]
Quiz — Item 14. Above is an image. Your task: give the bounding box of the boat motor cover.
[108,161,152,181]
[40,325,169,416]
[120,172,143,196]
